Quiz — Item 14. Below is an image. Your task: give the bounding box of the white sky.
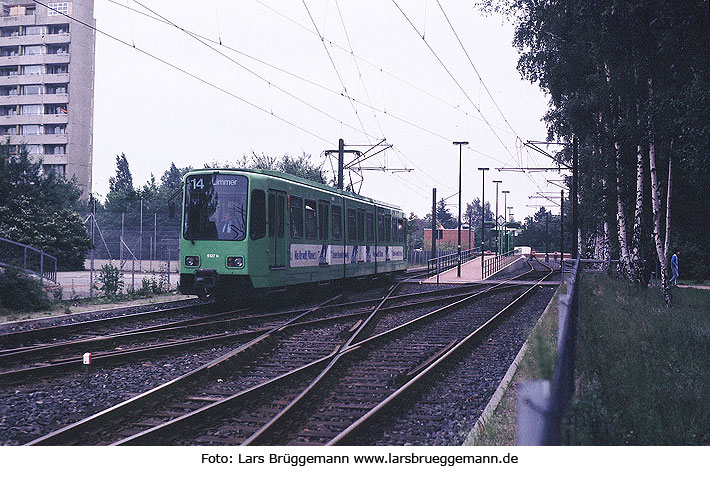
[91,0,565,220]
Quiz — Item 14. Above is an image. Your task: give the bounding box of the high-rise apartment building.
[0,1,95,196]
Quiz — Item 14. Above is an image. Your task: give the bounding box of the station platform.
[422,254,523,284]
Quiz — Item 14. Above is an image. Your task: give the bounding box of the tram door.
[268,190,287,269]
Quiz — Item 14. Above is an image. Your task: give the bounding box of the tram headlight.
[227,256,244,268]
[184,256,200,267]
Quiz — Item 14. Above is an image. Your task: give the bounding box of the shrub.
[96,262,123,299]
[0,266,52,311]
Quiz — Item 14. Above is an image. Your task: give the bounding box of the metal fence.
[0,237,58,282]
[426,248,479,275]
[482,250,517,278]
[82,199,181,273]
[518,258,580,445]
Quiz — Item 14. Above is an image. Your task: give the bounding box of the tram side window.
[268,193,275,238]
[357,209,365,242]
[398,218,405,243]
[392,215,400,243]
[305,199,317,239]
[318,201,329,241]
[366,211,374,242]
[347,208,357,241]
[290,196,303,238]
[249,189,266,240]
[385,214,392,242]
[332,204,342,240]
[377,210,385,241]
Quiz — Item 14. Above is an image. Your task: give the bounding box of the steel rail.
[329,265,555,444]
[64,264,547,445]
[25,292,344,445]
[241,262,544,445]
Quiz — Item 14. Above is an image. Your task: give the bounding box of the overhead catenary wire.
[131,0,372,143]
[35,0,335,145]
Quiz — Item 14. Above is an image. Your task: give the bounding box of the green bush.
[95,262,124,299]
[0,266,52,311]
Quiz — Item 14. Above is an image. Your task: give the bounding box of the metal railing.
[0,237,58,282]
[481,250,517,278]
[518,258,580,445]
[426,248,479,275]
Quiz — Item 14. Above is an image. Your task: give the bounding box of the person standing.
[670,250,679,286]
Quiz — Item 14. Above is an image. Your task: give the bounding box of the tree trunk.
[615,140,632,278]
[629,136,645,286]
[648,116,672,306]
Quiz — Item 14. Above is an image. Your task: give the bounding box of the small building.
[423,227,475,251]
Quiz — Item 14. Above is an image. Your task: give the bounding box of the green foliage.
[0,266,52,311]
[569,274,710,444]
[487,0,709,282]
[0,142,92,271]
[96,262,124,299]
[209,152,330,185]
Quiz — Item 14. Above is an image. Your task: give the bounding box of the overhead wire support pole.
[454,141,469,277]
[572,135,579,259]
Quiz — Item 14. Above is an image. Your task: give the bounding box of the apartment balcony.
[0,113,68,125]
[38,153,67,164]
[4,133,69,145]
[0,52,70,67]
[0,93,68,105]
[0,72,68,85]
[0,32,70,47]
[0,14,37,27]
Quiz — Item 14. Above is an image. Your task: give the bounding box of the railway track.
[24,260,558,445]
[0,281,507,383]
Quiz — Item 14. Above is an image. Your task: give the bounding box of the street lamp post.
[454,141,468,277]
[507,206,514,253]
[492,180,502,255]
[478,167,489,257]
[502,190,509,254]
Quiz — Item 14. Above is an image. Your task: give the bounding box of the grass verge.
[566,274,710,445]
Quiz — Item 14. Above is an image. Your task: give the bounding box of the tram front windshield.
[183,173,248,241]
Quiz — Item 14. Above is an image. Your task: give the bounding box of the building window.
[0,46,18,56]
[20,124,41,135]
[22,65,43,75]
[0,125,15,134]
[22,85,42,95]
[0,66,18,77]
[47,44,69,55]
[43,164,66,177]
[46,64,68,74]
[47,2,70,16]
[21,105,41,115]
[0,106,16,116]
[47,24,69,35]
[45,124,66,134]
[44,144,66,155]
[1,27,19,37]
[23,45,44,55]
[23,26,45,36]
[0,86,17,96]
[45,104,67,115]
[25,144,41,154]
[46,84,67,94]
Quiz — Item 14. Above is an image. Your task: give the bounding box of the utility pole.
[431,188,437,263]
[453,141,468,277]
[478,167,489,256]
[502,190,509,254]
[493,180,502,255]
[324,138,362,190]
[572,135,579,259]
[560,190,565,261]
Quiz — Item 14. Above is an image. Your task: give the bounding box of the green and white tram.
[178,169,407,299]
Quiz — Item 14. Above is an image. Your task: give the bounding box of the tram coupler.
[194,269,218,299]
